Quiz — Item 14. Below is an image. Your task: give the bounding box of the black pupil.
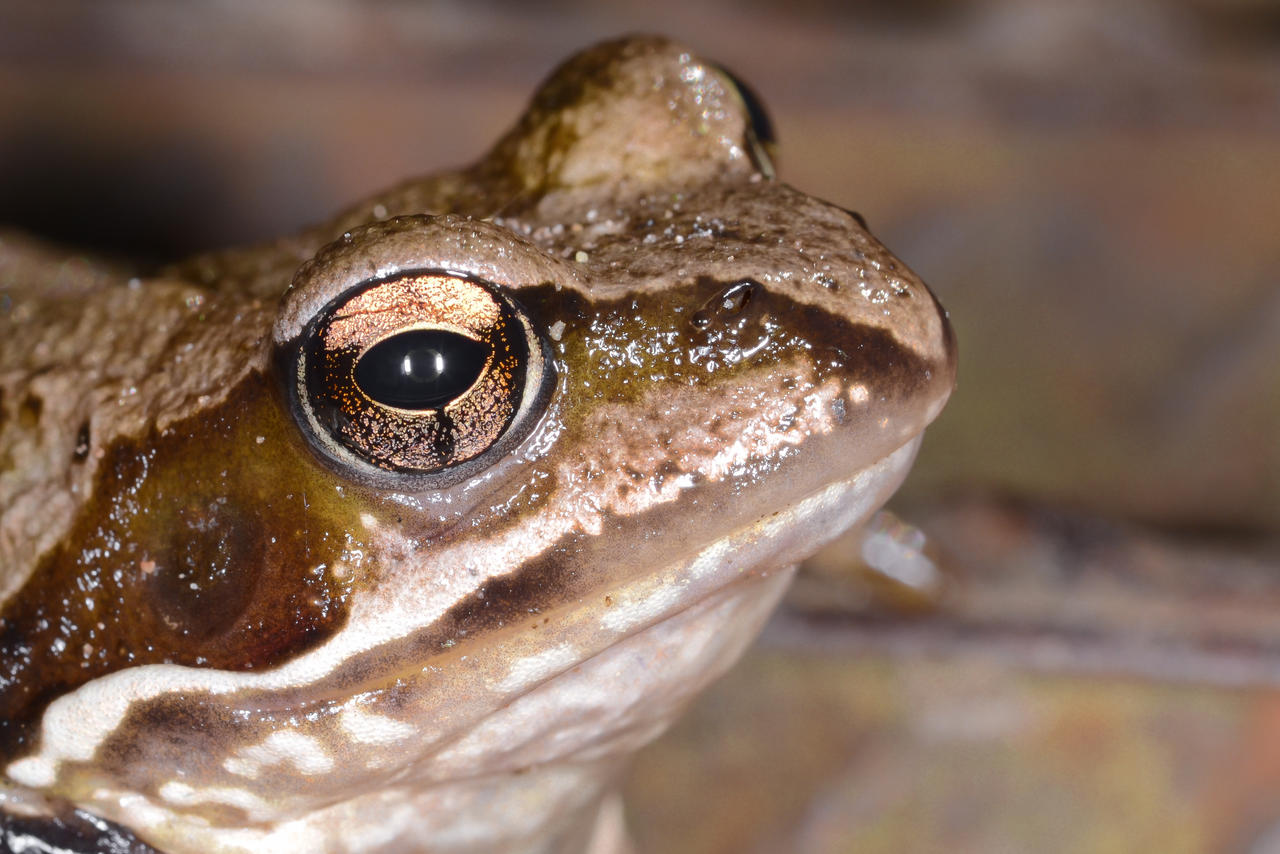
[354,329,489,410]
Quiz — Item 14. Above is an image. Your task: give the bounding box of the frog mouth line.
[401,436,926,776]
[6,438,922,802]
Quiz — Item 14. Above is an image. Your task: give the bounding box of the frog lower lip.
[289,441,928,772]
[412,439,925,774]
[466,437,923,696]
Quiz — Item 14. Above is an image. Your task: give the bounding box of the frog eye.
[282,271,554,489]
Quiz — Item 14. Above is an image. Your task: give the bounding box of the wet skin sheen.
[0,36,955,854]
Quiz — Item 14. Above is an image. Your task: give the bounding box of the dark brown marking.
[0,374,365,759]
[511,278,939,418]
[89,526,596,784]
[18,393,42,428]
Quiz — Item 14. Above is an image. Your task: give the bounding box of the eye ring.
[278,269,555,491]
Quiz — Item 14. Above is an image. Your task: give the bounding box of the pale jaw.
[6,438,920,854]
[320,436,924,854]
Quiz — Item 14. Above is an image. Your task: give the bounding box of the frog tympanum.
[0,36,954,854]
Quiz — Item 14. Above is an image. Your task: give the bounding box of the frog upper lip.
[394,436,925,779]
[571,435,923,638]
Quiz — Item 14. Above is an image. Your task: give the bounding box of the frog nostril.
[72,421,91,462]
[691,279,760,329]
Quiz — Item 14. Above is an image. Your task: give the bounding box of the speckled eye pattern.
[290,272,551,484]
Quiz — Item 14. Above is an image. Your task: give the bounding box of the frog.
[0,35,955,854]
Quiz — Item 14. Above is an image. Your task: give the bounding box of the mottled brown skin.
[0,36,954,854]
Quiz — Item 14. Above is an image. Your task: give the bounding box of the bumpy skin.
[0,37,954,854]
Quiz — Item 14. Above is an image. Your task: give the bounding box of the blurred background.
[2,1,1277,851]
